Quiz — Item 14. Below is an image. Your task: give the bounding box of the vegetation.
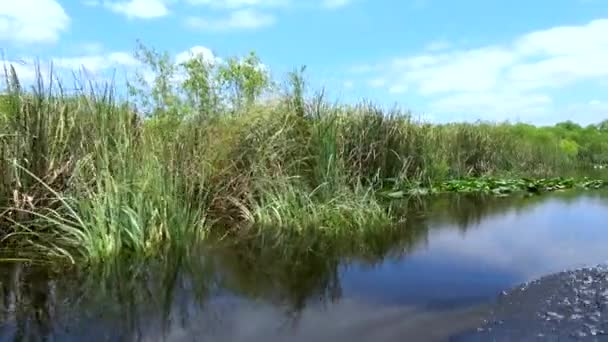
[380,177,607,198]
[1,43,607,264]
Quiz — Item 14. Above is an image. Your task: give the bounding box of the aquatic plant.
[379,177,607,199]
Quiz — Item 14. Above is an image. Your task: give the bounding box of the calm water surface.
[1,191,608,341]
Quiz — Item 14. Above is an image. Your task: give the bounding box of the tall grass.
[0,67,207,262]
[0,60,602,264]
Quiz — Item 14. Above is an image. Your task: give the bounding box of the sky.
[1,0,608,125]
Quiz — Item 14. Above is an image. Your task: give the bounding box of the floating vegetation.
[380,177,607,199]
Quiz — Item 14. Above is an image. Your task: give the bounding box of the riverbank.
[454,264,608,341]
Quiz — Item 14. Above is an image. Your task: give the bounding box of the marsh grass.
[244,178,392,234]
[1,59,606,264]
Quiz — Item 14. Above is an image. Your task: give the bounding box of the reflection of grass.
[417,189,608,230]
[207,215,430,313]
[0,248,216,341]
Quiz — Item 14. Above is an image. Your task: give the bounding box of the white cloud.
[99,0,350,20]
[0,0,69,44]
[1,59,39,84]
[321,0,353,9]
[404,47,516,95]
[388,84,407,94]
[185,0,289,8]
[103,0,170,19]
[2,51,140,88]
[424,40,451,52]
[429,91,553,123]
[356,18,608,123]
[134,297,485,342]
[52,52,140,74]
[184,9,275,31]
[175,46,221,64]
[425,195,608,280]
[78,42,106,55]
[98,0,353,24]
[368,78,386,88]
[186,0,351,9]
[514,19,608,57]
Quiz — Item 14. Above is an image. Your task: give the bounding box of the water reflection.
[1,190,607,341]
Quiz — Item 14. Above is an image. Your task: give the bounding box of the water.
[1,191,608,341]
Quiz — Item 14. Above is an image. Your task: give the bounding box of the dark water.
[2,191,608,341]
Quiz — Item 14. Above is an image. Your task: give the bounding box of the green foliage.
[180,51,217,116]
[243,178,391,235]
[559,138,580,158]
[129,40,180,118]
[216,51,270,111]
[128,43,270,119]
[285,65,307,118]
[379,177,606,199]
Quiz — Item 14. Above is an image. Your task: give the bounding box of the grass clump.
[243,180,391,234]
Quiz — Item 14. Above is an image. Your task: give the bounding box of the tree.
[180,52,218,117]
[128,40,180,119]
[216,51,269,111]
[559,138,580,159]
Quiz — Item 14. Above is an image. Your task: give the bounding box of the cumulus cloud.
[321,0,354,9]
[175,46,221,64]
[1,59,39,85]
[186,0,350,9]
[356,18,608,123]
[103,0,170,19]
[98,0,354,22]
[184,9,275,31]
[181,0,352,31]
[52,52,140,74]
[0,0,69,44]
[424,40,452,52]
[185,0,289,9]
[368,78,386,88]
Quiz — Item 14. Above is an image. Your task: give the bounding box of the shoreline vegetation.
[1,43,607,264]
[380,176,606,198]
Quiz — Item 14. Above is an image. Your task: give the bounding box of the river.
[1,190,608,341]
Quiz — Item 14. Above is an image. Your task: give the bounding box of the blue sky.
[2,0,608,125]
